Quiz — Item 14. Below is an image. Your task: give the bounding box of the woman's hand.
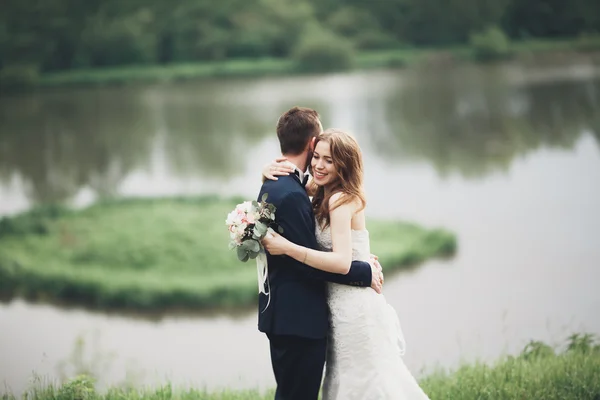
[262,157,296,181]
[262,231,293,255]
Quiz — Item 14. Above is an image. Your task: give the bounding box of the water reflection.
[368,65,600,178]
[153,88,272,177]
[0,88,154,203]
[0,62,599,208]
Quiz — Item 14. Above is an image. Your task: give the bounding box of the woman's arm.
[262,193,355,274]
[261,157,295,182]
[261,158,317,196]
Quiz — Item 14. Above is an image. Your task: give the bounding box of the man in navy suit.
[257,106,383,400]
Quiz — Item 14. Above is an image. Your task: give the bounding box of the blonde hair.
[310,129,366,228]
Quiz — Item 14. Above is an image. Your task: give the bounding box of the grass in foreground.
[420,333,600,400]
[4,334,599,400]
[0,196,455,313]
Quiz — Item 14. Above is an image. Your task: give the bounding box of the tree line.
[1,0,599,73]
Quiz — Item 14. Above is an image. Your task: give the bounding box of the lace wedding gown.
[316,225,431,400]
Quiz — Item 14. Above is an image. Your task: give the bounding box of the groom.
[257,106,383,400]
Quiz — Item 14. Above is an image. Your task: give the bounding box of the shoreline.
[6,38,598,91]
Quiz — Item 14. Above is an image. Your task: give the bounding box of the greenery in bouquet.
[226,194,282,262]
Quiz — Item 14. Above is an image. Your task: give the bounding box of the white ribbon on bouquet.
[257,228,275,312]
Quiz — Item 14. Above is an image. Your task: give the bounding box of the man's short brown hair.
[276,106,321,155]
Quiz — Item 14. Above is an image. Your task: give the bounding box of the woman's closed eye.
[313,155,333,165]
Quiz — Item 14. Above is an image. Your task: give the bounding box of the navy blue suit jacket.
[257,173,372,339]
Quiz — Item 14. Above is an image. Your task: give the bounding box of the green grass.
[31,37,598,89]
[420,333,600,399]
[0,196,455,313]
[6,379,276,400]
[4,334,599,399]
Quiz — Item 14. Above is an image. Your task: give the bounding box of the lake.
[1,59,600,394]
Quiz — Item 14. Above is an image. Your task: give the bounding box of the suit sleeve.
[275,191,372,287]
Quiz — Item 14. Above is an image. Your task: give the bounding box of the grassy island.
[0,196,456,313]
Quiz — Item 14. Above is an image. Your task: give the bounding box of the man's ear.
[310,137,316,151]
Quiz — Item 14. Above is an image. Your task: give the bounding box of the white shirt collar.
[289,163,306,183]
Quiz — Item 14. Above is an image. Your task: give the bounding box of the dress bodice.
[315,223,371,262]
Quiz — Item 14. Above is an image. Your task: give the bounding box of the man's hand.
[369,256,384,294]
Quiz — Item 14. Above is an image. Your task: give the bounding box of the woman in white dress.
[262,129,430,400]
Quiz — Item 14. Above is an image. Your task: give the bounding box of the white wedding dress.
[316,225,431,400]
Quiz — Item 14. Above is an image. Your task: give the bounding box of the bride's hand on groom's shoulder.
[369,255,384,294]
[262,157,296,182]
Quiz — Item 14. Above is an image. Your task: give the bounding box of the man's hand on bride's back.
[369,256,384,294]
[262,157,296,181]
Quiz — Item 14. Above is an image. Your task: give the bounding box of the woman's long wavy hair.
[309,129,366,229]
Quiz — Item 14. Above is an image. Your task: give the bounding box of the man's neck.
[282,153,307,173]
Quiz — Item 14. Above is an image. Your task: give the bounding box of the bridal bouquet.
[226,194,281,303]
[226,193,280,261]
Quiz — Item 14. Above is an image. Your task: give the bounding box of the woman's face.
[311,140,337,186]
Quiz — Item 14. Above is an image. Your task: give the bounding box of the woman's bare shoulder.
[328,192,362,213]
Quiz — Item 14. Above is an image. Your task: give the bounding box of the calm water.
[1,60,600,394]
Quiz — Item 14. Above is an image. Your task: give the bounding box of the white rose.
[247,211,257,224]
[226,210,238,226]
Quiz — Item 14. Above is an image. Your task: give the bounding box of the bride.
[262,128,430,399]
